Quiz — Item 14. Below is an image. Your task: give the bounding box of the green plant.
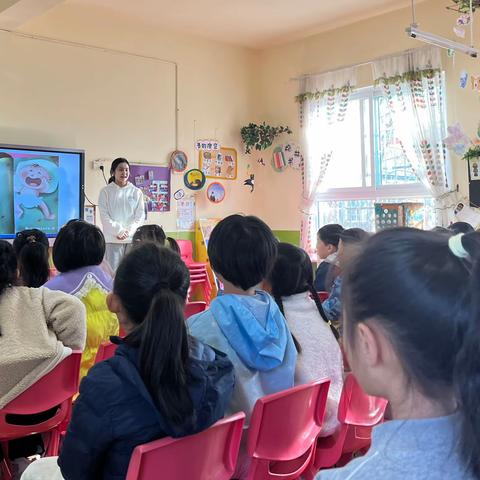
[240,122,292,154]
[463,144,480,161]
[447,0,480,13]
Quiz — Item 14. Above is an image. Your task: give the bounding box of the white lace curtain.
[373,46,453,226]
[298,67,357,253]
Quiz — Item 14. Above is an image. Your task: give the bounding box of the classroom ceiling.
[66,0,421,49]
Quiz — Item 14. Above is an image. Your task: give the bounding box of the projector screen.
[0,144,84,239]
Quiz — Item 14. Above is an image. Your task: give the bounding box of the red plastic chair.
[94,341,118,364]
[246,378,331,480]
[303,374,388,479]
[0,352,82,480]
[125,411,245,480]
[177,240,206,268]
[184,301,207,319]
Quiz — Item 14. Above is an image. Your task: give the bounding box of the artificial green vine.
[463,144,480,161]
[374,68,441,86]
[240,122,292,154]
[295,85,353,104]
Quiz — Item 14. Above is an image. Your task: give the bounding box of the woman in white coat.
[98,158,144,271]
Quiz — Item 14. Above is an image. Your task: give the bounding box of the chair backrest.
[177,240,194,264]
[338,374,388,427]
[125,412,245,480]
[0,352,82,440]
[247,379,330,463]
[184,301,207,319]
[94,341,118,364]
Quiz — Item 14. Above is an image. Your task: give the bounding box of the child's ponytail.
[115,243,193,427]
[453,232,480,478]
[136,287,192,425]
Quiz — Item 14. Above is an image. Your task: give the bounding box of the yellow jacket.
[45,265,119,380]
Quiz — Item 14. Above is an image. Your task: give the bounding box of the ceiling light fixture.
[406,24,478,58]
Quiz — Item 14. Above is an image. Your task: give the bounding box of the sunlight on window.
[318,99,364,190]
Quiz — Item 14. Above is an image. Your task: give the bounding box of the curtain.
[297,67,357,254]
[373,46,453,226]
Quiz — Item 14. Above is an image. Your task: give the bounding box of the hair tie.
[154,280,170,291]
[448,233,470,259]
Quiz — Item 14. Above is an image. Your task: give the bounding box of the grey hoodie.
[317,414,474,479]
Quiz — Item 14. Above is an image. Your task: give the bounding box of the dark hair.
[0,240,17,296]
[166,237,181,255]
[339,228,370,245]
[108,157,130,184]
[268,243,339,352]
[0,241,17,335]
[52,220,105,273]
[432,226,451,234]
[13,229,49,287]
[132,225,180,255]
[132,224,167,245]
[343,228,480,477]
[317,224,344,247]
[208,215,277,291]
[449,221,475,235]
[115,243,192,426]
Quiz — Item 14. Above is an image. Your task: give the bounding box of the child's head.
[132,224,167,245]
[13,229,49,287]
[208,214,277,292]
[316,224,344,260]
[110,243,192,424]
[0,240,17,295]
[337,228,369,269]
[268,242,314,298]
[53,220,105,273]
[342,228,480,476]
[108,157,130,185]
[132,224,181,255]
[267,243,338,345]
[449,221,474,235]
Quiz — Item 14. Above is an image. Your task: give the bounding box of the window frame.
[315,86,430,204]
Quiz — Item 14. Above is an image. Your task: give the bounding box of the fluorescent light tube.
[406,24,478,58]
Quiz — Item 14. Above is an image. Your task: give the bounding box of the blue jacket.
[188,291,297,424]
[322,276,342,324]
[58,337,234,480]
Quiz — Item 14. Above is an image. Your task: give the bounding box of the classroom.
[0,0,479,479]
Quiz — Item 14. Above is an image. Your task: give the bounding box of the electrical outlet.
[92,158,107,169]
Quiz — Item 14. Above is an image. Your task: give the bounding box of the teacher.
[98,157,144,271]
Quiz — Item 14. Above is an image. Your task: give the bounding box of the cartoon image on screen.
[14,157,59,233]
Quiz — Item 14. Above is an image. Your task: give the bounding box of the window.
[315,87,434,231]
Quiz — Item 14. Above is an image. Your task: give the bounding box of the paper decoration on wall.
[454,202,480,228]
[199,147,237,180]
[460,70,469,88]
[195,139,220,151]
[184,169,206,191]
[454,26,466,38]
[206,182,226,203]
[375,203,424,231]
[470,159,480,179]
[173,189,185,200]
[84,205,95,224]
[272,146,288,172]
[457,14,471,26]
[443,123,472,156]
[257,158,265,166]
[169,151,188,172]
[176,197,195,231]
[472,75,480,91]
[130,164,170,212]
[283,143,304,170]
[244,174,255,193]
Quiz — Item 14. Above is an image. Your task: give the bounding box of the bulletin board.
[199,147,237,180]
[130,164,171,212]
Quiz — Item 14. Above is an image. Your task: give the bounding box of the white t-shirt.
[98,182,144,243]
[282,291,344,436]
